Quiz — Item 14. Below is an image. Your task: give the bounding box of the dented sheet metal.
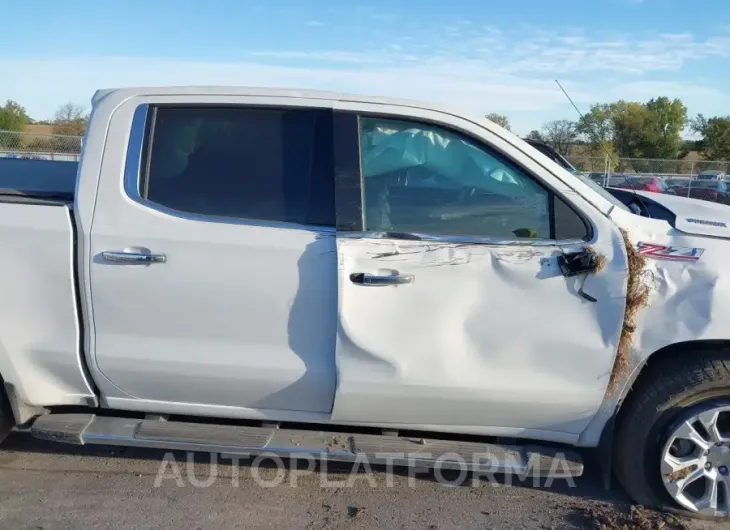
[579,207,730,447]
[331,223,629,441]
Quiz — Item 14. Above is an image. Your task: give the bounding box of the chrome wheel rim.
[661,404,730,516]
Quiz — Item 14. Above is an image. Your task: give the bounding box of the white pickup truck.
[2,86,730,517]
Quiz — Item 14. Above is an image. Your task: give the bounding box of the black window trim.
[123,102,337,232]
[337,111,593,244]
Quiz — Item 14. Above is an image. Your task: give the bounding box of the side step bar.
[30,414,583,478]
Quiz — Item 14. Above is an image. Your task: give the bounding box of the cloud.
[305,20,324,27]
[248,50,383,64]
[1,29,728,133]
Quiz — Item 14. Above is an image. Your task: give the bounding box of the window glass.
[554,195,589,240]
[358,117,587,240]
[141,106,335,227]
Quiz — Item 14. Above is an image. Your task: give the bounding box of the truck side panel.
[0,202,95,417]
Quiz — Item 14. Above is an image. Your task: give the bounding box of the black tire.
[613,349,730,512]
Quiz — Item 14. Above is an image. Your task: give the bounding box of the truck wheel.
[614,350,730,517]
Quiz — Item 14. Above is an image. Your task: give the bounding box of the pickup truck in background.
[2,87,730,517]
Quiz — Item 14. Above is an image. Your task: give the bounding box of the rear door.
[89,97,338,414]
[330,105,628,438]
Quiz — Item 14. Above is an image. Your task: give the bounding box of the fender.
[591,339,730,488]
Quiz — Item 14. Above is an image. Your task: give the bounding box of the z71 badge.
[636,242,704,261]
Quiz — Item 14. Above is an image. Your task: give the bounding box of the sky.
[2,0,730,134]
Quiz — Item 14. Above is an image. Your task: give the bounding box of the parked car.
[665,178,688,189]
[587,172,627,187]
[611,176,672,194]
[587,172,607,185]
[696,170,726,180]
[672,179,730,204]
[3,86,730,518]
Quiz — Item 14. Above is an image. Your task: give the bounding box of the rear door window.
[139,106,335,227]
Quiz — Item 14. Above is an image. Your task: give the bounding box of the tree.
[52,102,88,136]
[576,103,615,153]
[611,100,650,159]
[485,113,511,131]
[0,100,30,131]
[640,97,687,159]
[691,114,730,160]
[540,120,577,156]
[525,130,544,142]
[576,97,687,160]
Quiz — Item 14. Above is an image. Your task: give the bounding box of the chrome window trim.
[338,231,586,247]
[121,103,335,234]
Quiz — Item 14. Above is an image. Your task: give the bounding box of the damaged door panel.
[330,111,630,439]
[332,234,628,437]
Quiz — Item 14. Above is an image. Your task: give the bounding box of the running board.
[30,414,583,478]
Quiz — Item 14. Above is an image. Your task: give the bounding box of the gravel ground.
[0,432,728,530]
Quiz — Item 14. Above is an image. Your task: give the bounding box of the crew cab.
[2,87,730,517]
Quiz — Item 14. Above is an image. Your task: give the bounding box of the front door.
[89,99,338,414]
[331,110,628,436]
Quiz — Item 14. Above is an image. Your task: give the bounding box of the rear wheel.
[614,350,730,517]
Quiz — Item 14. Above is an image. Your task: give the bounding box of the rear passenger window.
[139,106,335,227]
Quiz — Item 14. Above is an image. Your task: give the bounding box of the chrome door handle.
[350,272,414,286]
[102,248,166,265]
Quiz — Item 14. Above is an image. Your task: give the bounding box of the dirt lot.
[0,432,728,529]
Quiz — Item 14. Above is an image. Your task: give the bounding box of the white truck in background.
[2,87,730,517]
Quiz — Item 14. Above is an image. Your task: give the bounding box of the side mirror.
[557,250,603,277]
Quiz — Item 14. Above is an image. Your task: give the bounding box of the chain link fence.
[569,155,730,178]
[0,130,82,161]
[569,154,730,206]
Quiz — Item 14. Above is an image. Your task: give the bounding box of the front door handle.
[101,247,166,265]
[350,271,414,286]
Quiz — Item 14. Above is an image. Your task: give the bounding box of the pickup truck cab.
[2,87,730,517]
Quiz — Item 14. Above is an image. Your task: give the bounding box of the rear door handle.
[350,272,414,286]
[101,247,166,265]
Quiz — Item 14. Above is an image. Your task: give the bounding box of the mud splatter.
[605,230,650,396]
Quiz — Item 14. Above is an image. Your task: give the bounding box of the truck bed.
[0,200,94,412]
[0,158,78,201]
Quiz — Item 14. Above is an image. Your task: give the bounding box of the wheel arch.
[594,339,730,488]
[619,339,730,410]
